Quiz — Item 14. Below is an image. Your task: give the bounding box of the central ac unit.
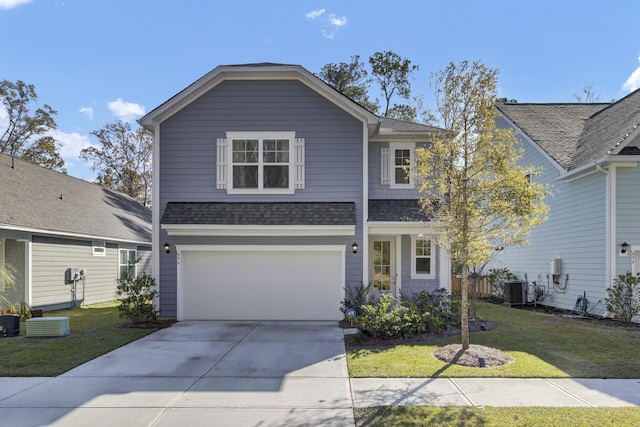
[26,317,70,337]
[504,280,527,305]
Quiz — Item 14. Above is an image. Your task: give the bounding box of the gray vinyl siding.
[368,141,425,199]
[30,237,151,311]
[31,236,121,309]
[399,235,441,296]
[492,117,608,314]
[615,164,640,276]
[158,80,364,317]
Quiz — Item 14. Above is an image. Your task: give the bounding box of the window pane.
[233,165,258,188]
[395,167,409,184]
[119,250,128,264]
[264,139,289,164]
[232,140,258,164]
[395,149,410,165]
[128,250,136,264]
[416,258,431,274]
[264,165,288,188]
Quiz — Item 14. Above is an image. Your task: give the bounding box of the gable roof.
[368,199,431,222]
[139,63,446,139]
[497,89,640,172]
[0,154,151,243]
[497,103,608,169]
[139,63,379,134]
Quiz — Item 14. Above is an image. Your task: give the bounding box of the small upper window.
[389,142,415,189]
[92,240,106,257]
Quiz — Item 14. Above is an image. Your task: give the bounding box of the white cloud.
[51,129,96,160]
[79,106,94,120]
[328,14,347,27]
[305,9,325,19]
[306,9,347,40]
[107,98,145,122]
[0,0,31,10]
[622,55,640,93]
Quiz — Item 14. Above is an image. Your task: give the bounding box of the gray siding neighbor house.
[494,89,640,316]
[139,63,450,321]
[0,153,152,311]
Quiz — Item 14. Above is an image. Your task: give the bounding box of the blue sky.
[2,0,640,180]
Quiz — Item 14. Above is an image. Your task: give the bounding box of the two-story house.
[139,63,450,321]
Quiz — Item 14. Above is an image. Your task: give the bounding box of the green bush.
[116,272,158,322]
[341,281,374,316]
[487,268,516,300]
[355,289,460,340]
[606,271,640,322]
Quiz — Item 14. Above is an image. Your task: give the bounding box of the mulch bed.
[116,319,177,329]
[345,319,496,347]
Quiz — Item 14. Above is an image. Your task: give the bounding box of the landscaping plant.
[116,271,158,322]
[341,281,374,316]
[606,271,640,322]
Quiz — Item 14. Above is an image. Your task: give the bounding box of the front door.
[370,237,396,296]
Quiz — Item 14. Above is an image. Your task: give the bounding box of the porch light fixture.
[164,242,171,254]
[351,242,358,254]
[621,242,629,254]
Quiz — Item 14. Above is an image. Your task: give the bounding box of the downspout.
[152,123,161,312]
[596,164,613,292]
[362,121,369,284]
[608,165,617,289]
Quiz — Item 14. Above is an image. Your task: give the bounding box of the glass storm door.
[370,238,395,295]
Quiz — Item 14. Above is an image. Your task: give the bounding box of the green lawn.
[0,302,158,376]
[348,302,640,378]
[355,407,640,427]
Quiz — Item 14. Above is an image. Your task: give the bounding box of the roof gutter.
[557,159,609,182]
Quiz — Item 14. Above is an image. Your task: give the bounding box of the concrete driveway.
[0,321,354,427]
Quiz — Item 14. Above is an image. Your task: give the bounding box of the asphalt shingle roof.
[497,103,608,169]
[378,117,445,134]
[498,89,640,171]
[161,202,356,226]
[368,199,431,222]
[0,153,151,242]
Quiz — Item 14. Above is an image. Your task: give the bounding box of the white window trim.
[92,240,106,257]
[226,131,296,195]
[389,142,415,189]
[118,248,137,279]
[410,235,435,279]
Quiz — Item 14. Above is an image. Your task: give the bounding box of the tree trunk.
[461,267,469,350]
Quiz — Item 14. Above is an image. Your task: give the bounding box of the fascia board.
[162,224,356,237]
[0,224,151,245]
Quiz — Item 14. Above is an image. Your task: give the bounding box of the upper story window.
[381,142,415,189]
[217,132,304,194]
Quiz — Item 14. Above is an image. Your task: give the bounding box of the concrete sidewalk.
[0,321,638,427]
[351,377,640,408]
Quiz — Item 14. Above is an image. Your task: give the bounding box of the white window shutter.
[381,146,390,185]
[294,138,305,189]
[216,138,227,189]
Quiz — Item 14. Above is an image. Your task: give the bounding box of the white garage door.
[178,245,345,321]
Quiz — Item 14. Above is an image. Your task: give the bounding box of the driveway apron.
[0,321,355,427]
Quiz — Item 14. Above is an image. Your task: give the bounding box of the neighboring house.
[139,63,450,321]
[494,89,640,315]
[0,153,152,311]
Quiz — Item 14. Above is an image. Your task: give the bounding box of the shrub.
[487,268,515,301]
[341,281,374,316]
[116,272,158,322]
[356,289,461,340]
[606,271,640,322]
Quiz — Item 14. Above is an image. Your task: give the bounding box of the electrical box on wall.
[549,258,561,275]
